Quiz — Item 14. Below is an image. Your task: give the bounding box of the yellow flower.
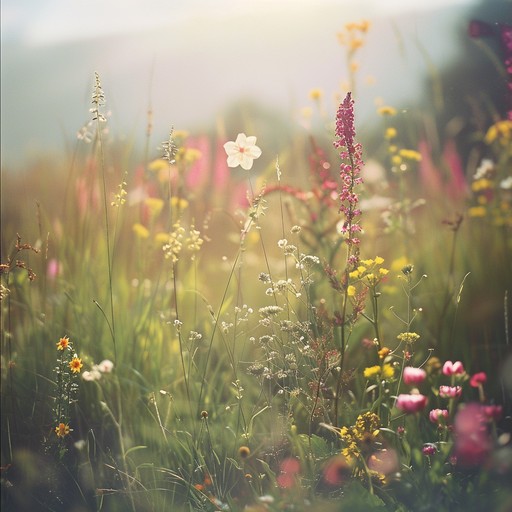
[69,357,83,374]
[397,332,420,344]
[471,178,493,192]
[363,365,381,379]
[170,197,189,211]
[398,149,422,162]
[56,336,70,351]
[357,265,367,274]
[349,270,359,279]
[378,347,390,359]
[55,423,71,438]
[382,364,394,379]
[154,232,170,244]
[148,158,168,173]
[484,120,512,145]
[360,259,373,266]
[144,197,164,218]
[133,223,150,239]
[377,106,397,116]
[391,155,402,166]
[384,127,397,139]
[374,256,384,265]
[347,285,356,297]
[309,88,323,101]
[468,206,487,217]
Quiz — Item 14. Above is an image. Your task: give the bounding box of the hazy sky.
[1,0,480,169]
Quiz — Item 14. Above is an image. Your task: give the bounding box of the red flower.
[469,372,487,387]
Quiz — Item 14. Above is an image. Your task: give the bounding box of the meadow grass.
[2,25,512,512]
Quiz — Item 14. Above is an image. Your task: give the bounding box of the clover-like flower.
[224,133,262,170]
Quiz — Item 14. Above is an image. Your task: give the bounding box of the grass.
[2,25,512,512]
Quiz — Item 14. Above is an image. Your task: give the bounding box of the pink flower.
[47,259,62,280]
[322,456,351,486]
[429,409,449,424]
[396,393,428,413]
[422,444,437,456]
[442,360,465,376]
[482,404,503,422]
[403,367,426,385]
[469,372,487,387]
[439,385,462,398]
[454,403,492,467]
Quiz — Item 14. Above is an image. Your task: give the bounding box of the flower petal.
[227,154,242,168]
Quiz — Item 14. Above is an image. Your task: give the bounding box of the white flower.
[500,176,512,189]
[97,359,114,373]
[223,133,262,170]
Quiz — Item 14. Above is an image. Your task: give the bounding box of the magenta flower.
[403,367,426,385]
[396,393,428,413]
[469,371,487,387]
[422,444,437,456]
[439,385,462,398]
[333,92,364,247]
[429,409,449,424]
[482,404,503,422]
[442,360,465,376]
[453,403,492,467]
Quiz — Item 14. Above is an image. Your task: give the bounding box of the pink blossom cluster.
[333,92,364,246]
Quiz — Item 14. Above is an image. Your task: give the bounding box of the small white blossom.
[224,133,262,170]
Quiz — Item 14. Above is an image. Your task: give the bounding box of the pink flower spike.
[396,393,428,413]
[429,409,449,424]
[439,385,462,398]
[403,367,427,385]
[442,360,465,376]
[482,404,503,422]
[469,372,487,387]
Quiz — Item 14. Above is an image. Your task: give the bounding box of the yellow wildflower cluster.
[397,332,420,344]
[339,412,380,461]
[363,364,394,380]
[349,256,389,287]
[163,221,204,263]
[484,120,512,146]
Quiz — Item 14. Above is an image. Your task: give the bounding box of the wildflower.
[82,369,101,381]
[368,449,398,477]
[323,455,351,486]
[384,127,397,139]
[396,393,428,413]
[398,149,422,162]
[334,92,364,246]
[500,176,512,189]
[429,409,449,424]
[377,106,397,116]
[55,423,71,438]
[238,446,251,459]
[133,223,150,239]
[378,347,390,359]
[470,372,487,387]
[482,404,503,421]
[484,120,512,145]
[422,444,437,456]
[69,356,83,374]
[453,403,492,467]
[403,367,426,385]
[56,336,70,351]
[473,158,494,179]
[442,360,465,376]
[347,285,356,297]
[425,357,442,375]
[363,365,380,379]
[397,332,420,344]
[277,458,300,489]
[439,385,462,398]
[224,133,262,170]
[47,259,61,280]
[309,88,323,100]
[201,410,208,419]
[97,359,114,373]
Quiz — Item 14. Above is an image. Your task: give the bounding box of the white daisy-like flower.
[223,133,262,170]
